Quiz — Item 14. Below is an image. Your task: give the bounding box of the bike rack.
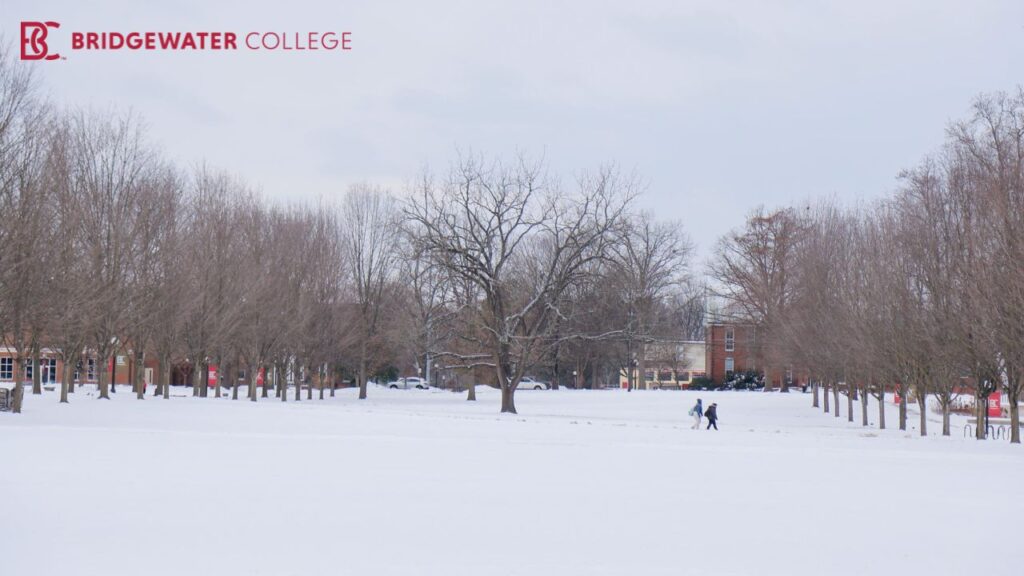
[962,423,1011,441]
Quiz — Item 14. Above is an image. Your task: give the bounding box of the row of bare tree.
[710,90,1024,443]
[1,47,701,414]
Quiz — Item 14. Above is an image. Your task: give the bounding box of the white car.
[518,377,550,390]
[386,377,429,390]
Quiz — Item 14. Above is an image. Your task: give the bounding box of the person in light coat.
[689,398,703,429]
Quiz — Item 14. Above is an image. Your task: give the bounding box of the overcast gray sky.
[4,0,1023,256]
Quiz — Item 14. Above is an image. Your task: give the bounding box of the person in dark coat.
[705,403,719,430]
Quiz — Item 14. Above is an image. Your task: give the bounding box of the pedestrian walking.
[705,403,719,430]
[689,398,703,429]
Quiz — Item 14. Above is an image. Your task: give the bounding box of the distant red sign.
[208,364,218,386]
[988,394,1002,418]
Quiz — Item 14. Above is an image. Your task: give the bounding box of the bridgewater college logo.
[21,21,61,60]
[18,20,352,61]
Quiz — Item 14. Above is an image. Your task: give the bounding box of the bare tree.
[407,155,633,413]
[607,213,692,391]
[71,110,154,400]
[43,117,92,404]
[0,48,51,412]
[709,207,802,391]
[341,184,401,400]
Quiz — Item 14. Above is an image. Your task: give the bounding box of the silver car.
[518,377,550,390]
[386,377,429,390]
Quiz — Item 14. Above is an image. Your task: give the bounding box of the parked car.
[519,377,549,390]
[386,377,429,390]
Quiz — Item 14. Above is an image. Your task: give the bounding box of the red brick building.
[705,324,758,384]
[0,345,157,389]
[705,323,801,388]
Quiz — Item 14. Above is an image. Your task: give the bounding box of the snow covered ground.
[2,385,1021,576]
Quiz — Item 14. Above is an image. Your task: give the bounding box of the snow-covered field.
[2,385,1021,576]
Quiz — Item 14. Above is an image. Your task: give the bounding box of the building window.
[725,357,735,374]
[87,359,96,381]
[0,358,12,380]
[725,329,735,352]
[24,362,32,380]
[42,359,57,383]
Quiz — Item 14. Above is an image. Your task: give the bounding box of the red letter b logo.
[21,21,61,61]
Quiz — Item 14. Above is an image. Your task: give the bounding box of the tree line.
[710,90,1024,443]
[0,46,701,414]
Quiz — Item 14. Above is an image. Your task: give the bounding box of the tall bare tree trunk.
[500,383,516,414]
[153,363,162,397]
[941,400,951,436]
[637,342,647,391]
[232,364,240,400]
[861,384,868,426]
[60,361,72,404]
[833,384,840,419]
[134,350,145,400]
[975,392,986,440]
[918,393,927,436]
[1007,371,1020,444]
[465,371,475,401]
[274,363,281,397]
[823,381,830,413]
[192,359,201,397]
[278,364,286,402]
[847,382,854,423]
[812,380,819,408]
[358,343,368,400]
[31,347,41,395]
[249,365,258,402]
[162,356,171,400]
[1009,393,1020,444]
[1007,397,1015,440]
[899,384,908,431]
[878,386,885,430]
[98,355,110,399]
[294,362,301,401]
[11,356,24,413]
[201,359,210,398]
[215,359,223,398]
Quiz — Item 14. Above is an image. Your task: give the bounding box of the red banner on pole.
[988,394,1002,418]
